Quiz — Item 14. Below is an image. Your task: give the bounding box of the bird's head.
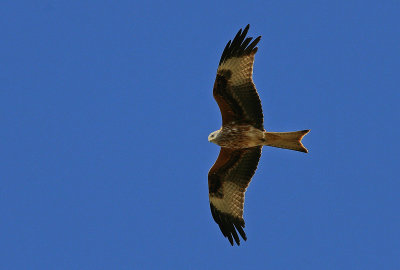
[208,130,220,144]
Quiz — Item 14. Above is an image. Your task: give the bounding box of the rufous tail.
[263,130,310,153]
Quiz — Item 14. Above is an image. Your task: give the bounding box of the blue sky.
[1,0,399,269]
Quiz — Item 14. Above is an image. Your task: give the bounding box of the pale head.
[208,130,221,144]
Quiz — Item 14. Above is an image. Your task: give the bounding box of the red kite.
[208,25,310,246]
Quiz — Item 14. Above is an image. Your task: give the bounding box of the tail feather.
[263,130,310,153]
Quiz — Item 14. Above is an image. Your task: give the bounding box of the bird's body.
[209,124,264,149]
[207,25,310,246]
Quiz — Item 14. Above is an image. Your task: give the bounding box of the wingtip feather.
[218,25,261,66]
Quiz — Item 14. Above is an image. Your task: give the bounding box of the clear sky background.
[1,1,399,269]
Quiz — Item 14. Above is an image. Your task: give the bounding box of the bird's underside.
[213,124,265,149]
[207,24,310,246]
[213,124,309,152]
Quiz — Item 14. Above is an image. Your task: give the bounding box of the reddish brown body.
[214,124,265,149]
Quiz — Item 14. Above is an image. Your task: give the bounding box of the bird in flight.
[208,25,310,246]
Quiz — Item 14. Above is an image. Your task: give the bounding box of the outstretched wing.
[208,146,262,245]
[213,24,264,130]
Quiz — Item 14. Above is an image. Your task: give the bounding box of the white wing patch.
[209,181,245,219]
[218,54,255,86]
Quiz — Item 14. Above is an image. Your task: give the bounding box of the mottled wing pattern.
[208,146,262,245]
[213,24,264,130]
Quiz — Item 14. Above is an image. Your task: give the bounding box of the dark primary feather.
[210,203,246,246]
[219,24,261,66]
[208,147,262,245]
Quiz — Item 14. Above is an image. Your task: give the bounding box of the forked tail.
[263,130,310,153]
